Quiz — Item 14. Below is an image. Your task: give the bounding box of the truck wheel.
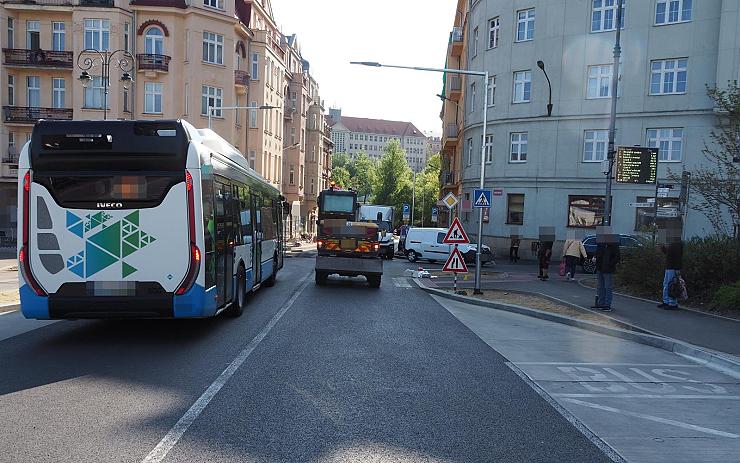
[226,265,246,317]
[315,271,328,286]
[407,250,418,263]
[368,275,381,288]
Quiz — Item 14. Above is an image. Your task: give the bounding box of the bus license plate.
[340,239,356,250]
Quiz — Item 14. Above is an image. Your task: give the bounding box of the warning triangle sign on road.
[443,246,469,273]
[475,191,490,207]
[442,217,470,244]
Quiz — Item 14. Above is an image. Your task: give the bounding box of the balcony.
[136,54,170,74]
[234,70,249,95]
[450,27,463,57]
[3,146,19,164]
[3,0,114,6]
[3,106,73,124]
[443,123,459,150]
[448,75,462,101]
[439,171,457,188]
[3,48,73,68]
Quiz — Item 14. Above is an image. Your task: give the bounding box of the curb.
[414,279,740,380]
[0,303,19,314]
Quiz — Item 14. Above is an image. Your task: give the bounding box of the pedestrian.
[531,240,540,258]
[591,230,620,312]
[509,235,521,263]
[537,241,553,280]
[658,232,683,310]
[561,233,587,281]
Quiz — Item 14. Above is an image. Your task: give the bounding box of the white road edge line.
[561,397,740,438]
[141,273,312,463]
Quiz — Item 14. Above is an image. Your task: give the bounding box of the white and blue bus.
[17,119,284,319]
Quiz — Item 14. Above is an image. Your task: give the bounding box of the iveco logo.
[97,202,124,209]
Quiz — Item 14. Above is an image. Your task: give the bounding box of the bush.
[615,242,665,298]
[712,281,740,310]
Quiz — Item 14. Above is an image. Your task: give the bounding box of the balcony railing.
[2,148,19,164]
[3,48,73,68]
[445,123,459,138]
[451,27,463,43]
[234,70,249,86]
[450,27,464,57]
[3,106,73,124]
[440,171,457,186]
[3,0,113,5]
[448,76,462,94]
[136,54,170,72]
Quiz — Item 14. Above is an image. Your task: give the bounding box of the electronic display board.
[616,147,658,184]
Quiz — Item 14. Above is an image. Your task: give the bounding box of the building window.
[8,132,14,148]
[484,134,493,163]
[467,138,473,166]
[84,19,110,51]
[52,22,65,51]
[647,128,683,162]
[516,8,535,42]
[84,76,107,109]
[650,58,688,95]
[584,130,608,162]
[656,0,692,25]
[204,0,224,9]
[312,145,317,162]
[249,101,257,128]
[487,75,496,106]
[289,165,295,185]
[587,64,613,99]
[201,85,222,116]
[290,127,296,144]
[513,70,531,103]
[249,53,259,80]
[202,31,223,65]
[470,81,476,112]
[124,22,130,52]
[144,82,163,114]
[26,76,40,107]
[145,27,164,55]
[8,75,15,106]
[488,17,500,49]
[472,27,479,57]
[248,150,256,170]
[26,20,39,49]
[507,194,524,225]
[7,18,14,49]
[510,132,528,162]
[568,195,605,228]
[591,0,625,32]
[310,178,315,194]
[52,78,65,108]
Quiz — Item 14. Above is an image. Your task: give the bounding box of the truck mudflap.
[315,256,383,277]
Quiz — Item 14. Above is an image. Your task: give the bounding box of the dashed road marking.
[392,277,412,288]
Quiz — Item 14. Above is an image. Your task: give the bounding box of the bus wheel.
[315,271,328,286]
[226,265,247,317]
[264,256,277,287]
[368,275,381,288]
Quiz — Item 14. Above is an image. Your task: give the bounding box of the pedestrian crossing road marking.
[392,277,412,288]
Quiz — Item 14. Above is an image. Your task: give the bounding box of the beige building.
[302,77,332,236]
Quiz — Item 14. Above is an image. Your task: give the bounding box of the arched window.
[145,27,163,55]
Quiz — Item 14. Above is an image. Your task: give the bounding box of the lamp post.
[208,104,278,130]
[603,0,625,227]
[351,61,489,293]
[536,60,553,117]
[77,49,135,120]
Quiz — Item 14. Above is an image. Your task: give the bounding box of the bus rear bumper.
[315,256,383,277]
[19,284,50,319]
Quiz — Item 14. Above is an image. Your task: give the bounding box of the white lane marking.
[0,309,19,316]
[561,398,740,438]
[554,394,740,400]
[392,277,412,288]
[515,362,700,367]
[141,273,312,463]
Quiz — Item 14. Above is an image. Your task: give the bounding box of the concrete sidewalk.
[432,294,740,463]
[424,261,740,357]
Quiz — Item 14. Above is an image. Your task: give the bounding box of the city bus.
[17,119,284,319]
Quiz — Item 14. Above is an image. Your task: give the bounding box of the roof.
[328,115,425,138]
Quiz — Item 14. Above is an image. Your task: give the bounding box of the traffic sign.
[431,206,439,223]
[493,188,504,196]
[473,189,492,208]
[443,246,469,273]
[657,207,679,218]
[629,202,653,208]
[402,203,410,220]
[443,217,470,244]
[442,192,458,210]
[657,188,670,198]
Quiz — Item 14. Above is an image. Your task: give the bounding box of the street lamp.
[603,0,625,227]
[536,61,553,117]
[351,60,489,294]
[208,104,278,130]
[77,49,136,120]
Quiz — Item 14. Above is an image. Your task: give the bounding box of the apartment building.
[303,81,332,236]
[327,108,428,173]
[444,0,740,249]
[426,135,441,163]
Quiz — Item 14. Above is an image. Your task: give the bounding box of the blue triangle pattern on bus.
[85,241,118,276]
[66,211,82,228]
[66,251,85,278]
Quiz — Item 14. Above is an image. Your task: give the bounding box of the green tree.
[331,165,351,189]
[373,140,412,224]
[352,152,375,203]
[413,154,441,226]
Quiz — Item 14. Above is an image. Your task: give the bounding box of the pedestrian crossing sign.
[473,189,492,209]
[442,217,470,244]
[443,246,469,273]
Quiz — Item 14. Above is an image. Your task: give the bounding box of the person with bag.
[658,232,683,310]
[538,241,553,280]
[561,233,588,281]
[591,229,620,312]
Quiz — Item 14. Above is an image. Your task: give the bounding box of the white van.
[404,227,494,264]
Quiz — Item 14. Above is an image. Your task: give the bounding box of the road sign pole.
[453,244,458,293]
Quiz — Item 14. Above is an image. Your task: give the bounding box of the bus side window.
[231,184,242,246]
[240,187,252,244]
[253,194,263,241]
[215,182,226,246]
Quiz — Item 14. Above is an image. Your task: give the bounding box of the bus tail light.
[373,243,380,251]
[21,172,46,296]
[176,171,199,295]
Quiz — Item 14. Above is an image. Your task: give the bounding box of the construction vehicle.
[315,186,384,287]
[358,205,395,260]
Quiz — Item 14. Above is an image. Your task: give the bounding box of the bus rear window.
[35,174,181,208]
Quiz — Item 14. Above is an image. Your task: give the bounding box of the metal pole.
[474,71,489,295]
[453,244,458,293]
[411,170,416,226]
[102,52,109,120]
[604,0,624,227]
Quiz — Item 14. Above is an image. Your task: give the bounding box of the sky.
[271,0,453,136]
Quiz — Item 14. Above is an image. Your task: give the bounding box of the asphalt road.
[0,256,611,462]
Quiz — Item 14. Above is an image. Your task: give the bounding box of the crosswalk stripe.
[392,277,412,288]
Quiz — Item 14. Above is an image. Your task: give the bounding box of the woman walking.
[561,235,587,281]
[538,241,553,280]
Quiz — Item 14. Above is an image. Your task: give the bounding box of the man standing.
[659,231,683,310]
[592,228,620,311]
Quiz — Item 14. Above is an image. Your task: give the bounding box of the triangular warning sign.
[475,192,490,207]
[443,217,470,244]
[443,246,469,273]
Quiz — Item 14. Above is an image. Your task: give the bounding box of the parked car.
[580,233,642,273]
[404,227,494,264]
